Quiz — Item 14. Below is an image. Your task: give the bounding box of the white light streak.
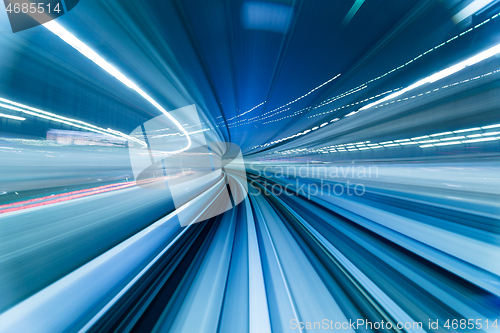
[43,21,190,151]
[454,127,481,133]
[418,139,440,144]
[482,124,500,129]
[440,136,465,141]
[0,112,25,121]
[265,74,341,115]
[227,101,266,121]
[430,132,453,137]
[358,43,500,112]
[0,98,143,146]
[411,136,429,140]
[270,121,500,156]
[462,137,498,143]
[434,141,462,146]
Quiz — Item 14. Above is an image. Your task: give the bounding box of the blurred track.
[1,160,499,332]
